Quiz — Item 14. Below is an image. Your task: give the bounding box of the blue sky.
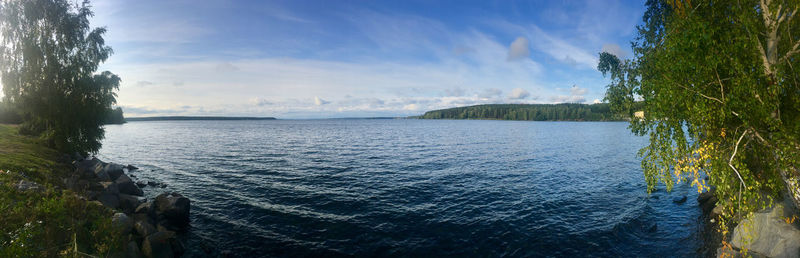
[87,0,645,118]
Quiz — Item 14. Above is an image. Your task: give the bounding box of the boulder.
[142,231,175,258]
[170,238,185,257]
[136,201,154,215]
[112,213,133,235]
[126,164,139,171]
[672,195,687,204]
[116,174,143,196]
[100,181,120,195]
[134,220,157,237]
[75,158,101,179]
[126,240,143,258]
[731,204,800,258]
[136,181,148,188]
[15,180,45,194]
[119,194,142,214]
[97,192,120,209]
[154,192,191,232]
[105,163,125,181]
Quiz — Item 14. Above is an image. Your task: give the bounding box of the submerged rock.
[672,195,687,204]
[731,203,800,258]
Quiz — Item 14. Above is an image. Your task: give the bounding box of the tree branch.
[730,129,749,189]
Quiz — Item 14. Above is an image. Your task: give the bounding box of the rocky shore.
[698,190,800,258]
[67,154,191,257]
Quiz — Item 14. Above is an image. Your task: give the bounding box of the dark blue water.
[98,119,705,257]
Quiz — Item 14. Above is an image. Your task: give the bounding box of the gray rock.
[75,158,101,179]
[126,164,139,171]
[15,180,45,193]
[136,201,154,215]
[105,163,125,181]
[731,203,800,258]
[142,231,175,258]
[100,181,120,195]
[97,192,120,209]
[87,158,112,181]
[112,213,133,235]
[119,194,142,214]
[126,240,142,258]
[154,192,191,232]
[116,174,143,196]
[134,220,157,237]
[136,181,148,188]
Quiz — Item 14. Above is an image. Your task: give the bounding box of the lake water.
[98,119,707,257]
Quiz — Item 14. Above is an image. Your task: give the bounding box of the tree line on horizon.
[417,103,632,121]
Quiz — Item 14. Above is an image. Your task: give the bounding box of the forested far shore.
[415,103,629,121]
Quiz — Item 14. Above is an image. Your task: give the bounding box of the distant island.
[126,116,277,121]
[415,103,625,121]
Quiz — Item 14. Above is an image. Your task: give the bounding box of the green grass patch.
[0,124,123,256]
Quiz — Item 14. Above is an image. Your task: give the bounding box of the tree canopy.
[601,0,800,234]
[0,0,120,155]
[418,103,627,121]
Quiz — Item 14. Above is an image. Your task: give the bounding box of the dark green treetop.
[0,0,120,154]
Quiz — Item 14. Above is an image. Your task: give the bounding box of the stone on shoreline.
[154,192,191,232]
[116,174,143,196]
[112,213,134,235]
[105,163,125,181]
[119,194,142,214]
[142,231,175,258]
[135,220,157,237]
[731,203,800,258]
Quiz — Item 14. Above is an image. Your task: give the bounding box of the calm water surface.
[98,119,706,257]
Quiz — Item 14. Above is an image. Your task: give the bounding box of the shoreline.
[66,154,192,257]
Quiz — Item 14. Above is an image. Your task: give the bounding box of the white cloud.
[593,99,602,104]
[550,95,586,103]
[570,85,588,95]
[601,43,626,59]
[250,98,272,106]
[507,37,531,61]
[508,88,530,99]
[478,88,503,99]
[402,104,419,111]
[314,96,330,106]
[444,87,466,97]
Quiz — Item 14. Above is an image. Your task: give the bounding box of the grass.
[0,124,123,257]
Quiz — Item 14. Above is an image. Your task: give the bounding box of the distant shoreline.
[125,116,276,121]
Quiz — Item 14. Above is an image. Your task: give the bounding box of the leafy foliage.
[600,0,800,230]
[0,0,120,155]
[0,124,123,256]
[418,103,627,121]
[103,107,125,125]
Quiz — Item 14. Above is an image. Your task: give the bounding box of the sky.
[82,0,646,118]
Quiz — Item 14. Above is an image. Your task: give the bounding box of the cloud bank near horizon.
[87,0,644,118]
